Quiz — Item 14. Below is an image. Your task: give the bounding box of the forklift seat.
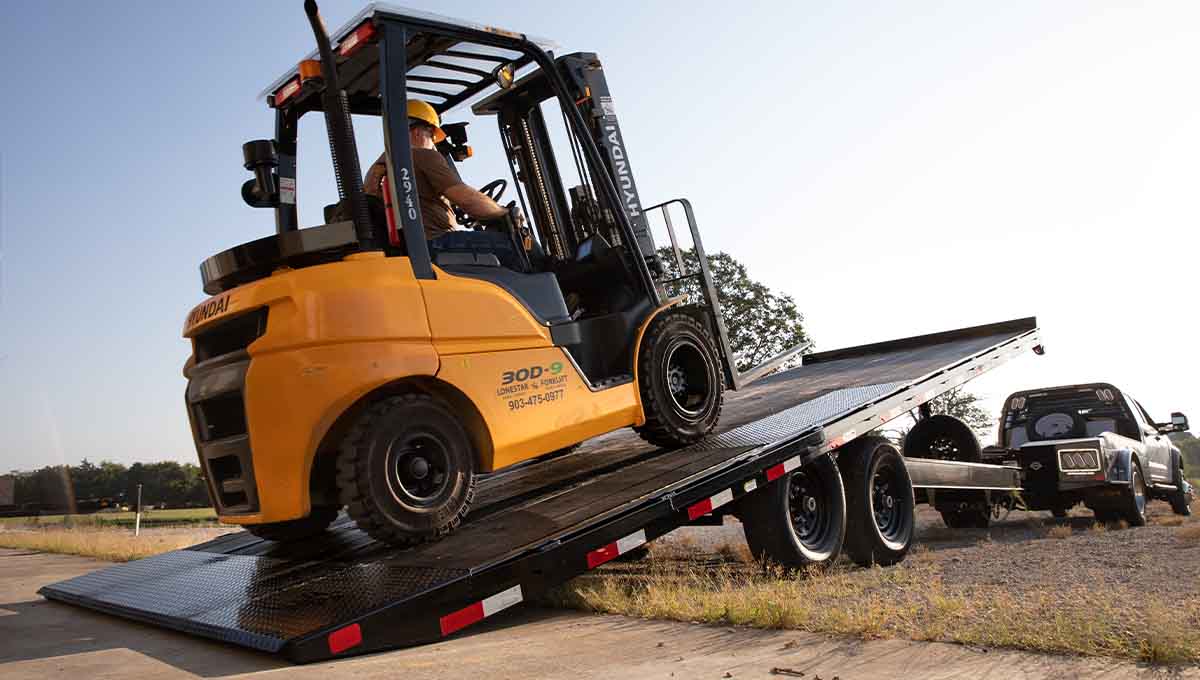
[430,230,527,272]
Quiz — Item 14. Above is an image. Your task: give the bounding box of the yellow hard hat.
[407,100,446,143]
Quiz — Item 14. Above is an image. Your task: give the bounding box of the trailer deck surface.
[40,318,1040,662]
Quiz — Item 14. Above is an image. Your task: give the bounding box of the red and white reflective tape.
[765,455,802,482]
[586,529,648,568]
[327,622,363,655]
[687,488,734,520]
[439,585,524,636]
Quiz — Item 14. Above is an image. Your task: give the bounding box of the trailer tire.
[1169,465,1193,516]
[903,414,980,462]
[245,506,339,542]
[338,394,477,545]
[634,311,723,449]
[838,437,915,567]
[739,455,845,569]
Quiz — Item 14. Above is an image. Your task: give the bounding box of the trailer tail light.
[338,21,376,57]
[271,77,302,108]
[327,623,362,655]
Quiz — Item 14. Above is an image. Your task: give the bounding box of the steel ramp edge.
[38,317,1041,662]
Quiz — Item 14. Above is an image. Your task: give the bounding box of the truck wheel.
[634,311,723,449]
[839,437,915,566]
[903,414,980,462]
[1169,465,1193,516]
[1119,462,1148,527]
[245,506,338,542]
[941,508,990,529]
[337,394,477,545]
[739,455,846,569]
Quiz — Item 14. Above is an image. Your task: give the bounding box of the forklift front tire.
[338,394,477,545]
[634,311,723,449]
[245,505,339,542]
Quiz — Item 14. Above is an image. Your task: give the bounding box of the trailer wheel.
[739,455,846,569]
[245,506,339,542]
[634,311,723,449]
[903,414,980,462]
[337,394,477,545]
[839,437,915,566]
[1118,461,1148,527]
[1169,464,1193,516]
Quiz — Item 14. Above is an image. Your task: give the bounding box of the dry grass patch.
[1177,525,1200,544]
[1047,525,1073,539]
[0,526,227,562]
[1150,515,1185,527]
[546,554,1200,665]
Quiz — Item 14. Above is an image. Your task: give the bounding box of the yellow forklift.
[183,1,803,545]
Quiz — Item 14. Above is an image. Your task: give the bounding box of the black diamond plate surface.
[42,548,467,650]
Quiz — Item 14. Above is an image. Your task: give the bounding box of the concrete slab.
[0,549,1192,680]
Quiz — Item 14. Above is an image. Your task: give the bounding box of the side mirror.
[1171,412,1189,433]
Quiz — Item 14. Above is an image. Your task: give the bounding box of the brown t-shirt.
[411,148,460,239]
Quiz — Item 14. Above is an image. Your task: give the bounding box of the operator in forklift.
[363,100,508,239]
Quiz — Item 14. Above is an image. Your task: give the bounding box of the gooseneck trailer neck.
[43,317,1041,663]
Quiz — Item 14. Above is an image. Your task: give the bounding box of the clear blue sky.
[2,1,1197,472]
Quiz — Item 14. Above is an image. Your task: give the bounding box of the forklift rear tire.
[337,394,477,545]
[738,455,846,569]
[838,437,915,567]
[245,506,339,542]
[634,311,723,449]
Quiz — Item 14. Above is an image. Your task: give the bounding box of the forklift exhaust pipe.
[303,0,375,247]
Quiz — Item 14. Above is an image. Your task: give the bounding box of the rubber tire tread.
[337,393,476,546]
[839,437,915,567]
[903,414,981,462]
[245,506,339,542]
[940,509,990,529]
[1119,462,1148,527]
[1170,465,1193,516]
[634,311,724,449]
[739,455,846,570]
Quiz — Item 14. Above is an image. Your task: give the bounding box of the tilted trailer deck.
[40,317,1040,662]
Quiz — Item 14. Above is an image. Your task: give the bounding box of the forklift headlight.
[494,63,515,90]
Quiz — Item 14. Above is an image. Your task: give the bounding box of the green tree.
[1169,431,1200,472]
[657,247,810,372]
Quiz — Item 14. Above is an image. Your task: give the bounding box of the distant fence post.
[134,484,143,537]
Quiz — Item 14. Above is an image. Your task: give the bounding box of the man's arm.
[444,184,507,220]
[363,153,387,196]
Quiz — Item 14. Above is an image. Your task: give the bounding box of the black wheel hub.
[386,433,451,507]
[872,464,906,544]
[788,469,831,548]
[665,340,713,418]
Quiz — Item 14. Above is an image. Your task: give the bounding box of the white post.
[134,483,143,537]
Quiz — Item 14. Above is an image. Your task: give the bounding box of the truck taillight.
[338,21,376,57]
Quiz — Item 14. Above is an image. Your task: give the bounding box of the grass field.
[547,539,1200,665]
[0,507,217,529]
[0,526,232,561]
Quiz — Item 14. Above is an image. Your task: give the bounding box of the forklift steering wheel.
[478,179,507,203]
